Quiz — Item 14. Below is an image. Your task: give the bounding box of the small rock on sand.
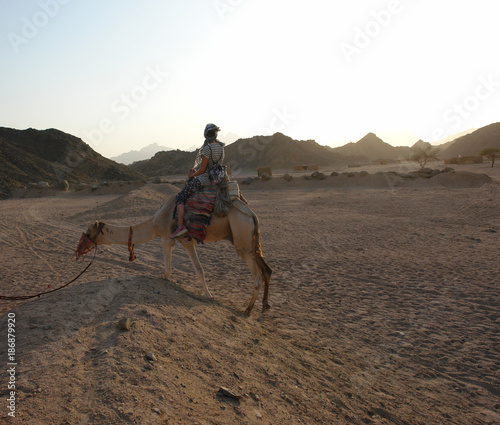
[118,318,132,330]
[145,352,157,362]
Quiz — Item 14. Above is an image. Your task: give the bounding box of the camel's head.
[86,221,105,242]
[75,221,105,260]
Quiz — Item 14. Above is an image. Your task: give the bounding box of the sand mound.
[431,171,493,188]
[95,183,179,218]
[71,183,180,222]
[1,276,348,424]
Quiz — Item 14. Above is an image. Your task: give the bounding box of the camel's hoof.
[262,301,271,312]
[244,308,252,317]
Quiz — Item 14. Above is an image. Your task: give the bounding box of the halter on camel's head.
[75,221,105,260]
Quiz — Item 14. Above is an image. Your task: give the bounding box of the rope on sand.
[0,241,97,301]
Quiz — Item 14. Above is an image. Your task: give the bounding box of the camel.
[80,193,272,316]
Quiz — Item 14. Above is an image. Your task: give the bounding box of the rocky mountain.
[330,133,412,162]
[412,139,433,151]
[439,123,500,158]
[130,133,344,177]
[224,132,342,172]
[0,127,145,198]
[3,123,497,195]
[130,149,197,176]
[127,123,500,178]
[110,143,173,165]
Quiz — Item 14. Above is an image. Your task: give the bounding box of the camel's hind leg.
[242,255,271,315]
[180,239,213,298]
[232,232,265,316]
[257,256,272,311]
[230,203,272,316]
[239,251,264,316]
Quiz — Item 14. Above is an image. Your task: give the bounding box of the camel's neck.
[97,218,157,246]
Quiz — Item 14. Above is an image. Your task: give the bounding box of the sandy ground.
[0,164,499,424]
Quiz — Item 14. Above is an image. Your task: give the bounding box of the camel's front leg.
[181,240,213,298]
[161,237,175,280]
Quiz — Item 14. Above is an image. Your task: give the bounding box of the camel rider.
[170,123,225,238]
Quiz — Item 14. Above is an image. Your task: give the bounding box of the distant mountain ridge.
[129,123,500,177]
[130,149,197,176]
[0,127,145,198]
[129,133,344,177]
[110,143,173,165]
[2,122,498,196]
[439,123,500,157]
[225,132,342,171]
[431,128,476,148]
[330,133,412,161]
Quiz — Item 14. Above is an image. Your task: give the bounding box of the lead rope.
[0,248,97,301]
[128,226,136,262]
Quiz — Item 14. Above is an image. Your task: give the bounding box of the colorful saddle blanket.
[177,186,217,243]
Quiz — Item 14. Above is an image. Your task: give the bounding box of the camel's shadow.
[0,275,247,364]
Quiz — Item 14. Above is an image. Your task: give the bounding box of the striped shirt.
[196,142,225,186]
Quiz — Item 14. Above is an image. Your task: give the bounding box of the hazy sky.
[1,0,499,157]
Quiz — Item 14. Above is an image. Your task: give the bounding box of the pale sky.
[1,0,499,157]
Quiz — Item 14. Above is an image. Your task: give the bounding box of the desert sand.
[0,163,499,425]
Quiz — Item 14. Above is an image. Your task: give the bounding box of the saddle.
[176,180,241,243]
